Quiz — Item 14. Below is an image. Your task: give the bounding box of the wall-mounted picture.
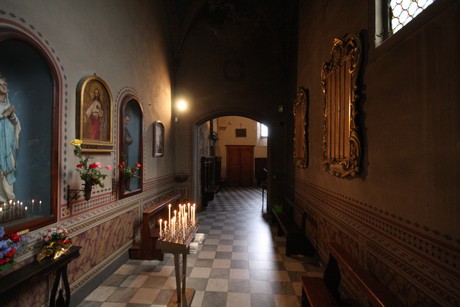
[76,75,113,152]
[235,128,247,137]
[152,120,164,157]
[293,86,309,168]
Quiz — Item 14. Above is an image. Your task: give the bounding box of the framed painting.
[235,128,247,137]
[293,87,309,168]
[0,28,59,233]
[76,75,113,153]
[152,120,164,157]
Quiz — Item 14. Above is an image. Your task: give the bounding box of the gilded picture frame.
[152,120,164,157]
[321,34,362,178]
[76,74,113,152]
[293,87,309,168]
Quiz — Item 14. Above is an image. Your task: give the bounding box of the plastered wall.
[0,1,176,305]
[295,0,459,305]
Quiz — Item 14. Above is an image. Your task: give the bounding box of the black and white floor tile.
[78,187,322,307]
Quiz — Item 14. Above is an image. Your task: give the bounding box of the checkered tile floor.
[78,187,322,307]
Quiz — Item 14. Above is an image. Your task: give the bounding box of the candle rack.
[156,222,199,307]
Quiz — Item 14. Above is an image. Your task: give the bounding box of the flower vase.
[124,177,131,191]
[84,183,92,201]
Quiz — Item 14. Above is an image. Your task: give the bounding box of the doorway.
[196,115,269,202]
[226,145,254,186]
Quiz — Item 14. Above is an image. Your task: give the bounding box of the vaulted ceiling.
[166,0,298,68]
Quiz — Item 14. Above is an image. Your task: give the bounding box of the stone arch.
[189,106,272,207]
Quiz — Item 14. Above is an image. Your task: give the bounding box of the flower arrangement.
[37,225,72,261]
[118,161,141,179]
[40,226,71,245]
[71,139,111,188]
[0,226,23,271]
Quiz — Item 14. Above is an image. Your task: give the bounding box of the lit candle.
[159,219,162,237]
[168,204,171,225]
[172,217,176,237]
[187,203,191,221]
[192,204,196,225]
[183,219,186,240]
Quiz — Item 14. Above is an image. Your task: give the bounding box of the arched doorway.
[193,112,271,211]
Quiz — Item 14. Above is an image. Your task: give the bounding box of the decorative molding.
[70,241,131,292]
[295,179,460,306]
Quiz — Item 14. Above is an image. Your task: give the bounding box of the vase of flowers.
[118,161,141,191]
[37,225,72,261]
[71,139,112,200]
[0,226,23,273]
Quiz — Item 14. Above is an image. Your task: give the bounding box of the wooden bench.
[272,197,314,257]
[129,194,181,260]
[301,242,404,307]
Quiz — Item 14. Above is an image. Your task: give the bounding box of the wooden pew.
[301,242,404,307]
[129,194,181,260]
[272,197,315,257]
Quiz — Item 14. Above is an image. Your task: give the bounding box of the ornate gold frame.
[293,87,309,168]
[76,74,113,152]
[321,34,362,177]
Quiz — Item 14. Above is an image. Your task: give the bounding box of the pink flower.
[136,163,141,168]
[95,162,102,168]
[106,165,112,170]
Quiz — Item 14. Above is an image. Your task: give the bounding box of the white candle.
[159,219,162,237]
[192,204,196,225]
[183,220,186,240]
[168,204,171,224]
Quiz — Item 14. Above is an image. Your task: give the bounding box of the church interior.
[0,0,458,306]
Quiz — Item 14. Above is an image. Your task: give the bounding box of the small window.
[375,0,435,46]
[260,124,268,138]
[389,0,435,34]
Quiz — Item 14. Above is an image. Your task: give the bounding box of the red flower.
[8,233,21,243]
[89,163,98,169]
[76,164,83,168]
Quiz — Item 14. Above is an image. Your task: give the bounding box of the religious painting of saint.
[76,75,113,152]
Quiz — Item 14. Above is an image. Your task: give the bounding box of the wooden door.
[226,145,254,186]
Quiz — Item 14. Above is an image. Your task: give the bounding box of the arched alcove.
[118,93,144,198]
[0,27,61,233]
